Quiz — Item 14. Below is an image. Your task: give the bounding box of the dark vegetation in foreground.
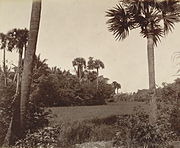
[0,66,180,147]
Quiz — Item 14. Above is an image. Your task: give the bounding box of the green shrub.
[57,118,117,147]
[113,107,177,148]
[170,104,180,137]
[15,126,61,148]
[0,85,15,145]
[90,115,118,125]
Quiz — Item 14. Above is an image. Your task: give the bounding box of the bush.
[58,118,117,147]
[0,85,15,145]
[15,126,61,148]
[113,107,177,148]
[170,104,180,137]
[113,93,133,102]
[90,115,118,125]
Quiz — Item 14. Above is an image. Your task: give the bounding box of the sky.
[0,0,180,92]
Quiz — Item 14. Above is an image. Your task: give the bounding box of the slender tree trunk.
[77,66,80,80]
[2,117,13,147]
[147,34,155,90]
[2,50,24,147]
[20,0,41,133]
[15,50,23,95]
[96,68,99,90]
[3,48,7,87]
[147,34,157,123]
[3,98,20,146]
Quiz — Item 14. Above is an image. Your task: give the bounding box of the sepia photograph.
[0,0,180,147]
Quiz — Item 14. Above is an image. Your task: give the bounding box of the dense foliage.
[0,85,15,145]
[114,107,177,148]
[30,57,114,107]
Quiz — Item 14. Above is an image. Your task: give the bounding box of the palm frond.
[156,0,180,13]
[106,4,135,40]
[106,0,180,45]
[162,13,180,34]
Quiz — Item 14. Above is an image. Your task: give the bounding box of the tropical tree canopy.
[72,57,86,79]
[72,57,86,69]
[7,28,28,52]
[87,57,105,71]
[106,0,180,45]
[0,33,7,50]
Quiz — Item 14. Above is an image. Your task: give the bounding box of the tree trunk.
[15,50,23,95]
[3,48,7,87]
[147,34,157,123]
[2,117,13,147]
[147,34,155,90]
[96,68,99,90]
[3,96,20,146]
[149,90,157,123]
[2,49,24,146]
[20,0,41,133]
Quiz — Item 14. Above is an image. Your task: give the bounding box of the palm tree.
[106,0,180,90]
[7,28,28,96]
[87,57,94,71]
[94,59,105,89]
[20,0,41,132]
[112,81,121,94]
[87,57,104,89]
[72,57,86,81]
[106,0,180,123]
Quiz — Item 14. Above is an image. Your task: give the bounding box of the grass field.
[49,101,149,123]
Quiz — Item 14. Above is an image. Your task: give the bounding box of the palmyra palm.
[106,0,180,90]
[72,57,86,81]
[7,28,28,95]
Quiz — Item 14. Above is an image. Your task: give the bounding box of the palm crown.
[106,0,180,45]
[72,57,86,79]
[7,28,28,52]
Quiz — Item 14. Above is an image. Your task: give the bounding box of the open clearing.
[49,101,149,123]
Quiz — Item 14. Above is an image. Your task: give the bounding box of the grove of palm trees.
[0,0,180,147]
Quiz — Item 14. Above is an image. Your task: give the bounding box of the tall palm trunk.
[147,33,157,123]
[147,34,155,90]
[3,48,7,87]
[20,0,41,132]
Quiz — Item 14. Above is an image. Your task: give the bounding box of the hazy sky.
[0,0,180,92]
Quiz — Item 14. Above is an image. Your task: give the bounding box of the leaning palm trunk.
[20,0,41,132]
[2,49,24,146]
[147,33,157,123]
[2,117,13,147]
